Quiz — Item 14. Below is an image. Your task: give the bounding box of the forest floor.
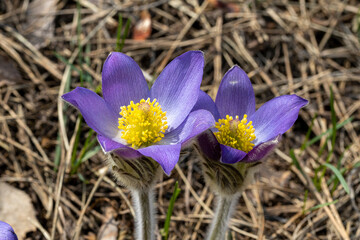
[0,0,360,239]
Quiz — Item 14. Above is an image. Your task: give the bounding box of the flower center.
[214,114,256,153]
[118,98,168,148]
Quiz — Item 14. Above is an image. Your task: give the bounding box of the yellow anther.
[118,98,168,148]
[214,114,256,153]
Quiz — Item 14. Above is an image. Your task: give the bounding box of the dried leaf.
[132,10,152,41]
[0,182,38,240]
[258,166,294,202]
[41,137,53,148]
[0,55,22,86]
[207,0,240,13]
[97,206,118,240]
[21,0,57,49]
[84,232,97,240]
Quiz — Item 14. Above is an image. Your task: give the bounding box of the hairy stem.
[131,188,155,240]
[207,194,239,240]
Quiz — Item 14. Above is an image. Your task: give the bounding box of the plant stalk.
[131,188,155,240]
[207,194,239,240]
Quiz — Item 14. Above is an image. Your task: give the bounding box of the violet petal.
[192,90,221,120]
[150,51,204,130]
[250,95,308,144]
[62,87,118,138]
[160,109,215,145]
[97,135,145,160]
[220,144,247,164]
[0,221,18,240]
[243,135,281,162]
[97,134,129,153]
[215,66,256,119]
[112,147,143,160]
[102,52,149,113]
[138,144,182,175]
[195,130,221,162]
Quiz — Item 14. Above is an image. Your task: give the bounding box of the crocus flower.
[196,65,308,166]
[194,66,308,240]
[62,51,214,240]
[0,221,18,240]
[62,51,214,176]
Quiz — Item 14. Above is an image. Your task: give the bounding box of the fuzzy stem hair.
[207,193,240,240]
[131,188,156,240]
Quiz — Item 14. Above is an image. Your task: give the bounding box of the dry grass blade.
[0,0,359,239]
[20,0,57,49]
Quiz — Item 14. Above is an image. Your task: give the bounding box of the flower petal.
[220,144,247,164]
[195,130,221,162]
[215,66,255,119]
[192,90,221,120]
[102,52,149,113]
[0,221,18,240]
[97,135,128,153]
[243,135,281,162]
[250,95,308,144]
[160,109,215,145]
[138,144,182,175]
[113,146,143,159]
[62,87,118,138]
[98,135,144,160]
[150,51,204,130]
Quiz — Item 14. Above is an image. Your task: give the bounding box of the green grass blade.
[77,172,89,184]
[317,140,327,158]
[161,181,181,240]
[115,15,131,52]
[301,113,317,151]
[119,18,131,52]
[331,145,352,194]
[323,163,350,194]
[305,117,353,148]
[319,87,338,189]
[84,43,92,83]
[328,167,346,191]
[77,129,95,160]
[80,146,101,163]
[313,166,321,191]
[70,116,83,174]
[73,133,97,173]
[54,52,81,73]
[306,199,338,212]
[116,14,123,52]
[302,190,308,214]
[289,149,304,177]
[330,87,337,149]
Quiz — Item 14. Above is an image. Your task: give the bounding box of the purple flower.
[62,51,214,175]
[0,221,18,240]
[195,66,308,164]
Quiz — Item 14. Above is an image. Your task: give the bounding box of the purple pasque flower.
[0,221,18,240]
[62,51,214,175]
[195,65,308,164]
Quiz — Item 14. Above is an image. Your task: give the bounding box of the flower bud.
[200,159,261,196]
[107,150,161,190]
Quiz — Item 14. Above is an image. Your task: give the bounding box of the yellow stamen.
[118,98,168,148]
[214,114,256,153]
